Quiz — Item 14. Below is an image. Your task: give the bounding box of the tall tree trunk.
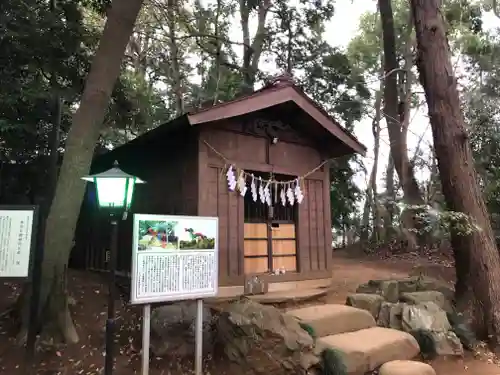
[411,0,500,346]
[239,0,270,92]
[379,0,424,249]
[19,0,145,344]
[379,0,422,205]
[46,0,61,206]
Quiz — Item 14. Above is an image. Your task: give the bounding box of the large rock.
[356,279,384,294]
[401,302,451,332]
[150,302,213,357]
[346,294,384,319]
[380,280,400,303]
[379,360,436,375]
[377,302,404,330]
[287,304,376,337]
[401,302,463,357]
[400,291,449,311]
[216,297,317,375]
[415,279,455,301]
[356,277,454,301]
[397,279,420,294]
[318,327,420,375]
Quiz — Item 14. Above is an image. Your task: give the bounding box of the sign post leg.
[142,304,151,375]
[105,218,119,375]
[26,207,43,366]
[195,299,203,375]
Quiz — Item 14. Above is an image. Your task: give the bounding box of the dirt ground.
[0,251,498,375]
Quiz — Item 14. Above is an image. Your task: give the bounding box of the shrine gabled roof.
[186,76,366,156]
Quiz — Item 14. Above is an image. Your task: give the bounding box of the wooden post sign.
[130,214,219,375]
[0,206,38,279]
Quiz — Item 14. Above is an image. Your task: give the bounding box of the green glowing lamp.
[82,160,145,211]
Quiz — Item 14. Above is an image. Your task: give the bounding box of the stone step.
[379,360,436,375]
[285,304,376,337]
[318,327,420,375]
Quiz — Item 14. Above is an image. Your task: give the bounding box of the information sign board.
[0,206,36,279]
[130,214,218,304]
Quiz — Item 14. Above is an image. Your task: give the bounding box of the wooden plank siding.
[198,165,244,284]
[197,120,333,286]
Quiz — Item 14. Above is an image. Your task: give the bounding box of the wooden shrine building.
[78,75,366,297]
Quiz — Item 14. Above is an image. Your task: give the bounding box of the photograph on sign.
[137,218,216,251]
[0,208,36,278]
[131,214,218,305]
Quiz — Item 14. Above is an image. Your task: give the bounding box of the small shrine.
[79,74,366,297]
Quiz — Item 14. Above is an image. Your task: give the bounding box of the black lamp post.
[82,161,144,375]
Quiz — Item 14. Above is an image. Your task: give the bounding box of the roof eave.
[187,86,366,156]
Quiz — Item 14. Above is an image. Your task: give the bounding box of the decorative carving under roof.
[243,117,302,142]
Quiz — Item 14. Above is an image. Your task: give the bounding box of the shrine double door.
[243,222,297,274]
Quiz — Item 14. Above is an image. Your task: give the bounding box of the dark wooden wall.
[197,115,333,286]
[74,128,199,273]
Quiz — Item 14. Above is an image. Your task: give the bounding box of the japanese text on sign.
[131,214,218,304]
[0,209,35,278]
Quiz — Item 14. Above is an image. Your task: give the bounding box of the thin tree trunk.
[19,0,145,344]
[411,0,500,346]
[371,68,384,243]
[167,0,183,114]
[285,10,293,74]
[385,154,395,228]
[362,78,383,242]
[212,0,222,104]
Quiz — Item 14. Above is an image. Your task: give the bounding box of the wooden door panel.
[271,239,296,255]
[271,223,297,272]
[244,257,269,274]
[271,224,296,239]
[244,223,267,239]
[244,223,269,274]
[244,240,268,256]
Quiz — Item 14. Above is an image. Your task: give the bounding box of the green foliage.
[299,322,317,339]
[0,0,90,162]
[300,320,348,375]
[0,0,167,158]
[330,158,363,232]
[102,71,169,146]
[459,28,500,238]
[0,0,168,204]
[319,348,347,375]
[401,204,482,236]
[409,329,437,360]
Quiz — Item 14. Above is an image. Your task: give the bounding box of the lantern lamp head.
[82,160,145,211]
